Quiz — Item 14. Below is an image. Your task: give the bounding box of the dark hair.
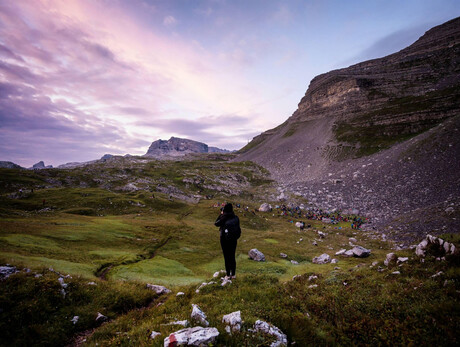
[223,203,233,213]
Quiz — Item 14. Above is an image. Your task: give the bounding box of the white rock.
[280,253,288,258]
[253,320,288,347]
[58,277,68,288]
[87,281,97,286]
[308,284,318,288]
[317,231,326,238]
[432,271,444,278]
[221,277,232,286]
[213,270,226,278]
[349,237,357,243]
[0,265,18,279]
[384,253,397,266]
[312,253,331,264]
[391,271,401,275]
[96,312,108,322]
[259,203,272,212]
[191,304,209,327]
[146,284,171,295]
[164,327,219,347]
[248,249,266,262]
[343,250,355,257]
[150,331,161,339]
[71,316,79,324]
[308,275,318,282]
[331,259,338,264]
[222,311,242,333]
[290,260,299,265]
[176,292,185,296]
[397,257,409,264]
[335,249,347,255]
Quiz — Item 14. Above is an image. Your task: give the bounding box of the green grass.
[0,158,459,346]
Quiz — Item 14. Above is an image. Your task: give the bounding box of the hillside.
[236,17,460,238]
[0,156,459,346]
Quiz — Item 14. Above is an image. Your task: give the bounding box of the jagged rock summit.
[145,137,229,158]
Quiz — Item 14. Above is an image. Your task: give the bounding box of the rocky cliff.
[236,17,460,239]
[144,137,230,158]
[237,17,460,182]
[145,137,208,158]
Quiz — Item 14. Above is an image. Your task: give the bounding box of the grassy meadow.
[0,156,459,346]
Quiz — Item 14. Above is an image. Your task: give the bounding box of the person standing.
[214,203,241,279]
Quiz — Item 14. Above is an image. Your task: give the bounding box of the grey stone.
[146,284,171,295]
[150,331,161,339]
[249,249,266,262]
[259,203,272,212]
[96,312,108,322]
[312,253,331,264]
[0,265,18,280]
[191,304,209,327]
[351,246,371,258]
[164,327,219,346]
[415,234,456,258]
[222,311,242,333]
[384,253,397,266]
[280,253,288,258]
[253,320,288,347]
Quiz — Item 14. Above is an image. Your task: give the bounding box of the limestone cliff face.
[237,17,460,182]
[145,137,208,157]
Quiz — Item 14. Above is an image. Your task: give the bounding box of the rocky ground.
[282,115,460,244]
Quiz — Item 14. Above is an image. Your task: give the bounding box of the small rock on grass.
[150,331,161,339]
[146,284,171,295]
[253,320,287,347]
[164,327,219,347]
[222,311,242,333]
[191,304,209,327]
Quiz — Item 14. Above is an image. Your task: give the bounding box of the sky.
[0,0,459,167]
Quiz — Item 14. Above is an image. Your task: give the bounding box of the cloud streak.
[1,0,459,167]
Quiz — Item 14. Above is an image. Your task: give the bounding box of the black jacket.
[215,212,241,240]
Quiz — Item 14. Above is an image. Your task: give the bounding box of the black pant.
[220,237,237,277]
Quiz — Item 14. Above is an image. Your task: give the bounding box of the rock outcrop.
[145,137,208,157]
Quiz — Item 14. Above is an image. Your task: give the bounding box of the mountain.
[236,17,460,238]
[145,136,230,157]
[0,161,23,169]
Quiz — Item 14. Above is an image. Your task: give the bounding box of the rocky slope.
[236,17,460,239]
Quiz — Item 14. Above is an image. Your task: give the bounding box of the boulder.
[312,253,331,264]
[249,249,266,262]
[259,203,272,212]
[351,246,371,258]
[253,320,288,347]
[415,234,456,258]
[384,253,397,266]
[191,304,209,327]
[222,310,242,333]
[164,327,219,347]
[146,284,171,295]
